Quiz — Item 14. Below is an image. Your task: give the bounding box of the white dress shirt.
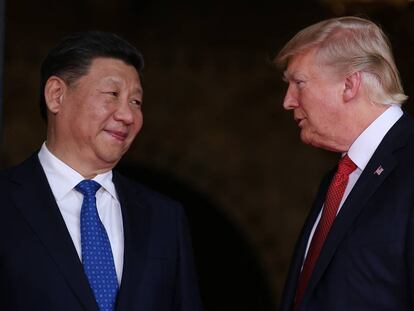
[303,104,403,261]
[38,143,124,284]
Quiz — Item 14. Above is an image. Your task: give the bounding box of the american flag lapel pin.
[374,165,384,176]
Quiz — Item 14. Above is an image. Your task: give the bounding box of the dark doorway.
[117,163,275,311]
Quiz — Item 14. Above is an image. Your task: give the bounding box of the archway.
[117,163,275,310]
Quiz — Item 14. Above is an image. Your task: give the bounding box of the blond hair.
[275,16,407,105]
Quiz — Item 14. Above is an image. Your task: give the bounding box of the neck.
[45,140,113,179]
[342,101,389,152]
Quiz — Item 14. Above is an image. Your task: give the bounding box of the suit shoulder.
[0,153,42,180]
[0,156,35,182]
[0,165,13,179]
[398,115,414,151]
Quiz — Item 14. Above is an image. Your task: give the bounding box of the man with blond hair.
[276,16,414,310]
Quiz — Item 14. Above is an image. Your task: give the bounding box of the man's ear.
[343,71,361,102]
[44,76,67,114]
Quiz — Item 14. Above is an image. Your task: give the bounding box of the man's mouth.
[105,130,128,141]
[294,117,305,128]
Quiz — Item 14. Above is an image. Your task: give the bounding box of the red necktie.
[293,155,357,310]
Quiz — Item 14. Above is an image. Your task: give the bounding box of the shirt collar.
[38,142,118,201]
[347,104,403,171]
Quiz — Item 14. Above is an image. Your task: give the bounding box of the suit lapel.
[280,172,333,311]
[9,154,98,311]
[300,113,414,308]
[113,172,151,311]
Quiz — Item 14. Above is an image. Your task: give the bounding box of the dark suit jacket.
[279,113,414,311]
[0,154,203,311]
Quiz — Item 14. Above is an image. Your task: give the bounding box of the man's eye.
[296,80,305,87]
[104,91,118,97]
[130,100,142,107]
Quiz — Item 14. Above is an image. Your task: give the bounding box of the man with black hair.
[0,31,202,311]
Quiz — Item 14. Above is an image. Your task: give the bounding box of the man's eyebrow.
[132,87,143,98]
[283,70,291,82]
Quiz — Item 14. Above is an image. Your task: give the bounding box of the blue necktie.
[75,180,119,311]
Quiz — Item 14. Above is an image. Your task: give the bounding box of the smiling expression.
[47,57,143,175]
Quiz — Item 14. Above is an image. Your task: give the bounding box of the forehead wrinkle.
[102,76,122,85]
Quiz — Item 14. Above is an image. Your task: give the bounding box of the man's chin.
[300,132,324,149]
[300,134,342,152]
[96,148,127,168]
[300,131,312,146]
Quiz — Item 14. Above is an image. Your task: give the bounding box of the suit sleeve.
[406,203,414,309]
[173,205,203,311]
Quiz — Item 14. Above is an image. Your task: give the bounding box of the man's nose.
[114,101,135,124]
[283,85,299,110]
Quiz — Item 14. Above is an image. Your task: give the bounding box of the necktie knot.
[337,154,357,176]
[75,180,101,197]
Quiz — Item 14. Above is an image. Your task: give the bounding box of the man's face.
[51,57,143,172]
[282,49,347,152]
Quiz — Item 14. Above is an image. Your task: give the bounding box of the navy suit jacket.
[0,154,203,311]
[279,113,414,311]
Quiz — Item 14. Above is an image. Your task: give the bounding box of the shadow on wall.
[117,163,276,311]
